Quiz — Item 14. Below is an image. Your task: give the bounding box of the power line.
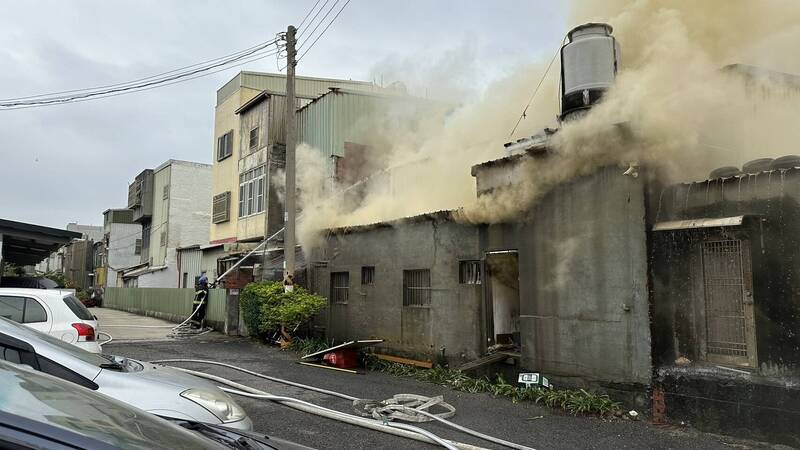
[0,39,278,103]
[508,43,562,138]
[297,0,351,62]
[297,0,324,31]
[297,0,333,40]
[0,46,280,109]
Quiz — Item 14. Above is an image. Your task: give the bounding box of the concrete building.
[309,212,483,361]
[121,160,212,287]
[210,71,381,247]
[99,208,141,288]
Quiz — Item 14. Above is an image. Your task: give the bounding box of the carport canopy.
[0,218,81,266]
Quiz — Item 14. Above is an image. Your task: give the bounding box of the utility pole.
[283,25,297,292]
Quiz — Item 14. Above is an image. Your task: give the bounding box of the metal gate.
[700,239,757,367]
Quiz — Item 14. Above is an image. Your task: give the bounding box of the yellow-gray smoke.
[295,0,800,247]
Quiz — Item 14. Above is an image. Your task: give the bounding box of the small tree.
[240,281,326,338]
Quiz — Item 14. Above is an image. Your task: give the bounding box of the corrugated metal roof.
[326,210,462,234]
[216,71,380,105]
[234,89,315,115]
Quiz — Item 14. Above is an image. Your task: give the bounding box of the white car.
[0,288,100,353]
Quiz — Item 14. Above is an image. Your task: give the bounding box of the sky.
[0,0,568,229]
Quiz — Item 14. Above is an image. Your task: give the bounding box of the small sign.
[518,372,551,388]
[230,289,239,295]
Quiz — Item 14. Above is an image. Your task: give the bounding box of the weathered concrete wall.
[476,164,652,387]
[311,217,483,364]
[168,161,212,250]
[651,168,800,370]
[106,222,141,287]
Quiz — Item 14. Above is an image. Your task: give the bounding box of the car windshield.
[62,294,94,320]
[0,361,223,450]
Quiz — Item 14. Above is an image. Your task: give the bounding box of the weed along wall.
[309,213,484,365]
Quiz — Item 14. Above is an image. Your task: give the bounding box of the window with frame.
[162,184,170,200]
[403,269,431,307]
[134,238,142,255]
[217,130,233,161]
[330,272,350,304]
[459,260,482,284]
[249,126,259,150]
[238,166,265,218]
[361,266,375,285]
[0,296,47,323]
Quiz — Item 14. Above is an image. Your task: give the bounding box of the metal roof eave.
[651,215,753,232]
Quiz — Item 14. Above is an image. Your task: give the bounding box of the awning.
[121,264,167,278]
[0,219,81,266]
[652,215,747,232]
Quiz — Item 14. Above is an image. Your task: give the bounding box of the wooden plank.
[300,339,384,360]
[374,353,433,369]
[298,361,360,374]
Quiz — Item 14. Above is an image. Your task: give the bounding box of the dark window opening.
[249,127,259,150]
[361,266,375,285]
[403,269,431,307]
[459,260,482,284]
[330,272,349,304]
[217,130,233,161]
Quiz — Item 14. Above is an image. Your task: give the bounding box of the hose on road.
[170,366,472,450]
[153,359,535,450]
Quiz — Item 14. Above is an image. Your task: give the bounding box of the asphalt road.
[104,334,772,450]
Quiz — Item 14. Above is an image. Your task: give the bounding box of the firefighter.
[190,274,209,329]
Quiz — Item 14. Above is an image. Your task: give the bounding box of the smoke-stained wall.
[651,168,800,371]
[310,215,484,364]
[474,158,651,387]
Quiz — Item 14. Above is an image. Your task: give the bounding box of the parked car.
[0,275,61,289]
[0,288,100,353]
[0,359,310,449]
[0,316,253,431]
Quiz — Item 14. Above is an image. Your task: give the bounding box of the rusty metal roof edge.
[651,215,759,232]
[326,209,463,235]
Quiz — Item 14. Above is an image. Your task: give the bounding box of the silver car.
[0,316,253,430]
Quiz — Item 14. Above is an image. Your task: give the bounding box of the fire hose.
[152,359,535,450]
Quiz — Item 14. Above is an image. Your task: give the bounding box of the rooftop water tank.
[560,23,620,121]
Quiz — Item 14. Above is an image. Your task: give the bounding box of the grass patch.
[287,336,332,356]
[366,356,621,416]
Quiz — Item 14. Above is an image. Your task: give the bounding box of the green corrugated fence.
[104,288,228,330]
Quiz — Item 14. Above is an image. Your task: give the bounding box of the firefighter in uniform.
[191,274,209,329]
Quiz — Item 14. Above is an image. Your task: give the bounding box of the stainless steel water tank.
[560,23,620,120]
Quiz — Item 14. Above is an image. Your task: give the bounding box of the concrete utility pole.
[283,25,297,292]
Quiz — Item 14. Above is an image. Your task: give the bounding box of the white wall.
[168,161,212,249]
[107,222,142,286]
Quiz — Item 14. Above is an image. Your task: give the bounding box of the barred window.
[459,260,481,284]
[361,266,375,285]
[403,269,431,307]
[134,239,142,255]
[330,272,349,304]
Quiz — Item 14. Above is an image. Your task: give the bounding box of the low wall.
[104,287,228,331]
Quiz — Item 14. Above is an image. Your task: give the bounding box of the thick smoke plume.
[295,0,800,248]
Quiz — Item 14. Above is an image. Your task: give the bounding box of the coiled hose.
[153,359,535,450]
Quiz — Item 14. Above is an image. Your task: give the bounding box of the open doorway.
[485,250,520,350]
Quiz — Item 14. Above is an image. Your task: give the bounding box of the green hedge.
[240,281,326,336]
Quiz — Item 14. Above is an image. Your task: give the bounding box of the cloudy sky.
[0,1,567,228]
